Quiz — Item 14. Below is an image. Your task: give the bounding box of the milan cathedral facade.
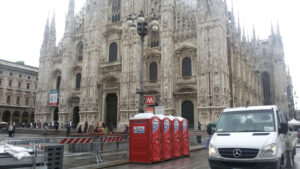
[36,0,294,129]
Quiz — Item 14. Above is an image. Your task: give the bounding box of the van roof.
[223,105,277,112]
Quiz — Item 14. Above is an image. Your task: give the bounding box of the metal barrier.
[1,134,129,165]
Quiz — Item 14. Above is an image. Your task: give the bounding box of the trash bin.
[129,113,162,163]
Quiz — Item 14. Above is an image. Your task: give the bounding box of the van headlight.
[209,144,218,157]
[261,143,276,157]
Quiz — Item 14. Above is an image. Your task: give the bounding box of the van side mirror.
[279,123,288,134]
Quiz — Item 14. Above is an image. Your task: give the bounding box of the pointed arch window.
[76,73,81,89]
[182,57,192,77]
[56,76,61,90]
[149,62,158,81]
[149,31,160,48]
[109,42,118,62]
[262,72,271,105]
[112,0,121,23]
[76,42,83,61]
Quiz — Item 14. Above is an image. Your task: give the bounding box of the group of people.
[76,121,129,135]
[77,121,111,134]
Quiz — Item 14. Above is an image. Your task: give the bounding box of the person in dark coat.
[77,125,82,133]
[66,124,71,137]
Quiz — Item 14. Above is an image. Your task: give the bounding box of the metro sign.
[146,96,154,105]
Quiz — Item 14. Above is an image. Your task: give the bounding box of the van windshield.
[216,110,275,133]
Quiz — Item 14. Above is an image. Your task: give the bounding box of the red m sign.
[146,96,154,105]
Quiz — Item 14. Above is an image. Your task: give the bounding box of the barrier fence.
[2,134,129,165]
[1,131,207,167]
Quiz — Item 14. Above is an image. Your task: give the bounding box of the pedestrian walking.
[8,124,13,137]
[12,124,16,137]
[43,126,48,136]
[84,121,88,133]
[77,125,82,133]
[66,124,71,137]
[197,121,202,144]
[124,125,129,134]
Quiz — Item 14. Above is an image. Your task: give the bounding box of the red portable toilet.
[161,116,172,160]
[181,118,190,156]
[129,113,162,163]
[172,117,182,158]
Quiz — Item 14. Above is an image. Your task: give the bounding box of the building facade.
[0,59,38,124]
[36,0,293,129]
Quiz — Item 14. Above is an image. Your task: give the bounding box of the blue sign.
[164,120,169,133]
[174,121,179,133]
[153,119,159,133]
[183,121,187,132]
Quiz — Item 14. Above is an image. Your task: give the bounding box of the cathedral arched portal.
[53,107,59,121]
[73,106,80,128]
[181,101,194,129]
[106,93,118,129]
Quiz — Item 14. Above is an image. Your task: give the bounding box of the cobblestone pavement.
[107,148,300,169]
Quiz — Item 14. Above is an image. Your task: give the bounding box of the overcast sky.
[0,0,299,108]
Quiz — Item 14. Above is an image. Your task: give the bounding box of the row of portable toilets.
[129,113,190,164]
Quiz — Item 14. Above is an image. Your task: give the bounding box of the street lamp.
[127,11,159,113]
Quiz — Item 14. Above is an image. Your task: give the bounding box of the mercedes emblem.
[233,149,242,158]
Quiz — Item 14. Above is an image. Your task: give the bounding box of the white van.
[208,105,297,169]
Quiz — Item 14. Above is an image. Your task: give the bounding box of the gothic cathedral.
[36,0,293,129]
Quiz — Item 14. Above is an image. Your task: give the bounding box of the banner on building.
[49,89,58,105]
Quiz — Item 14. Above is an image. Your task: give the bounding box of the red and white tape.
[102,136,126,143]
[59,137,93,144]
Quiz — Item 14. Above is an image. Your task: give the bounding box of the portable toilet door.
[129,118,150,163]
[182,118,190,156]
[172,118,181,158]
[150,116,162,162]
[162,117,172,160]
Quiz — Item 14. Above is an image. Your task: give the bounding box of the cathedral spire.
[277,21,281,36]
[68,0,75,15]
[49,11,56,48]
[242,26,246,42]
[252,25,256,42]
[42,16,49,45]
[271,22,274,35]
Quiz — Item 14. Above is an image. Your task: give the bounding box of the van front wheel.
[286,151,294,169]
[276,156,285,169]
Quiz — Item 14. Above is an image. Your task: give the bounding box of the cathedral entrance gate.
[73,106,80,128]
[106,93,118,129]
[54,107,59,121]
[181,101,194,129]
